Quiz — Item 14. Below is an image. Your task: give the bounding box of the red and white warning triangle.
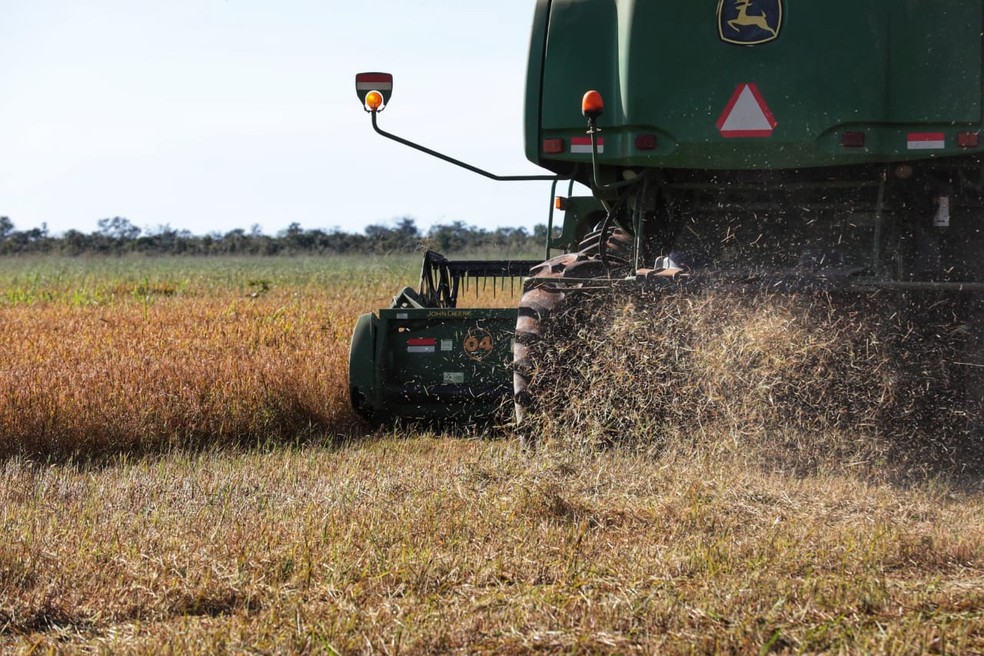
[716,83,777,138]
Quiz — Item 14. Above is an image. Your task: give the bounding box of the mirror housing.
[355,72,393,112]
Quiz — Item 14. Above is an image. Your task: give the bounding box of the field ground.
[1,256,983,654]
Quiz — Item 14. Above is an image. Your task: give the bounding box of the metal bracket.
[370,111,563,182]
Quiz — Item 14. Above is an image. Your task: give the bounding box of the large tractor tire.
[513,226,634,446]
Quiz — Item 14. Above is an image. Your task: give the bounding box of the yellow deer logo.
[717,0,782,45]
[727,0,778,37]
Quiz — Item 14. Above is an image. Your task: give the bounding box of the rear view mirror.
[355,72,393,112]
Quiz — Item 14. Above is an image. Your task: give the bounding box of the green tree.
[97,217,140,240]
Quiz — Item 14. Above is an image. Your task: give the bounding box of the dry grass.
[0,257,983,654]
[1,440,983,654]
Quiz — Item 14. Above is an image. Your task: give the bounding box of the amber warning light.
[582,90,604,120]
[355,72,393,112]
[365,91,384,112]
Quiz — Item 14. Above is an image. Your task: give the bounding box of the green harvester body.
[351,0,984,423]
[526,0,982,174]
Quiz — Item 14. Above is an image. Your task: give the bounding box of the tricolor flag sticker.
[570,136,603,154]
[407,337,437,354]
[908,133,946,150]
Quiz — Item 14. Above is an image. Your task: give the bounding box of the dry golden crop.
[0,295,347,456]
[0,264,354,456]
[0,255,516,459]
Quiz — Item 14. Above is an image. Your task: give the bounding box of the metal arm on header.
[356,72,562,183]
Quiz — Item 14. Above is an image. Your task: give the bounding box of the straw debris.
[526,285,984,476]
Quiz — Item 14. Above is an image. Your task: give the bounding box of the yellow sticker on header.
[464,328,494,361]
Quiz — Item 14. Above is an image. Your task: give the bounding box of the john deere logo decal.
[718,0,782,46]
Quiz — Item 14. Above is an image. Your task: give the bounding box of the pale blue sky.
[0,1,566,236]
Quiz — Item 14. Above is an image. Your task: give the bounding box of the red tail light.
[841,132,865,148]
[957,132,980,148]
[542,138,564,154]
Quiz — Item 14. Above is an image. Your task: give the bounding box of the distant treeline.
[0,216,552,256]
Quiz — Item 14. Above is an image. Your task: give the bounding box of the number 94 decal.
[463,327,494,361]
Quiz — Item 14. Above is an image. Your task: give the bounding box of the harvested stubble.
[527,285,984,477]
[2,439,983,654]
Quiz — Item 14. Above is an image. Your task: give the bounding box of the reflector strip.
[907,133,945,150]
[407,337,437,354]
[570,137,603,154]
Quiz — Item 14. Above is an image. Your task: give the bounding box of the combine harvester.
[350,0,984,438]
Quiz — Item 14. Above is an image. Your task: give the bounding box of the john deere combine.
[350,0,984,429]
